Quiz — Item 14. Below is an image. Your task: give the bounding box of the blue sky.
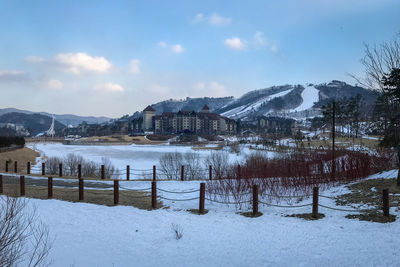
[0,0,399,117]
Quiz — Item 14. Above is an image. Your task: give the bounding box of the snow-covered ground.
[11,169,398,266]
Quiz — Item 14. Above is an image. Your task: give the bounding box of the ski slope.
[221,88,293,118]
[292,85,319,112]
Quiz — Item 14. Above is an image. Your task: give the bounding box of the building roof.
[202,105,210,110]
[143,105,155,112]
[197,112,220,120]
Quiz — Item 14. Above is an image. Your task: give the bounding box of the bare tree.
[183,152,202,180]
[159,152,183,180]
[0,197,53,267]
[353,35,400,184]
[351,36,400,90]
[205,151,229,179]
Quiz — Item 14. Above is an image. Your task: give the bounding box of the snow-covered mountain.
[215,81,378,120]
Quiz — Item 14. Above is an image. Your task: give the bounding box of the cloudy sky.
[0,0,399,117]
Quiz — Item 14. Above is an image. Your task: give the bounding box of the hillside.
[0,108,111,126]
[0,112,65,136]
[215,81,378,120]
[150,96,234,114]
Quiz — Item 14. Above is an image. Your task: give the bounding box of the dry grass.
[239,211,263,218]
[1,182,162,210]
[0,147,39,173]
[335,178,399,223]
[286,213,325,220]
[187,208,209,215]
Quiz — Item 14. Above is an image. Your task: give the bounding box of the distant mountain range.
[0,112,65,136]
[0,80,380,137]
[0,108,112,126]
[144,80,379,121]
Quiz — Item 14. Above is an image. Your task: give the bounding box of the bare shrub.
[82,161,98,178]
[183,152,202,180]
[206,149,395,207]
[0,196,53,266]
[227,141,241,154]
[171,223,183,240]
[45,157,62,175]
[159,152,183,180]
[45,154,116,178]
[64,153,83,176]
[205,151,230,179]
[101,157,116,179]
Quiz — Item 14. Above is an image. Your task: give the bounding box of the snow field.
[1,169,399,266]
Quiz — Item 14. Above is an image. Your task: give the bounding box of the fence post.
[253,185,259,215]
[181,165,184,181]
[5,161,8,172]
[126,165,130,181]
[0,174,3,194]
[101,165,105,179]
[114,180,119,205]
[20,175,25,196]
[237,164,241,179]
[199,183,205,214]
[151,181,157,209]
[209,165,212,180]
[48,177,53,199]
[383,189,389,217]
[312,187,319,218]
[42,162,45,176]
[14,161,17,173]
[27,162,31,174]
[79,179,84,201]
[59,163,63,177]
[153,165,156,181]
[78,164,82,179]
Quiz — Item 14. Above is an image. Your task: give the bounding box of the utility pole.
[332,101,336,179]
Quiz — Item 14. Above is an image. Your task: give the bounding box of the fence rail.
[0,173,395,219]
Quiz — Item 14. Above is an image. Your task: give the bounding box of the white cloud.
[193,12,232,26]
[94,83,124,93]
[209,13,232,26]
[47,79,63,89]
[193,13,205,23]
[253,31,278,53]
[171,44,184,54]
[225,37,247,51]
[128,59,141,74]
[0,70,29,82]
[55,52,112,74]
[158,42,184,54]
[25,56,45,63]
[157,41,167,48]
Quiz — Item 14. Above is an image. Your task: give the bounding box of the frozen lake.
[27,143,279,176]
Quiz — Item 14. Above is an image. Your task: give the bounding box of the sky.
[0,0,399,118]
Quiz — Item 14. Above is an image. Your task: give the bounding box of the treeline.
[0,136,25,148]
[311,94,364,138]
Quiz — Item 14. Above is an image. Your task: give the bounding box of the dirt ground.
[0,147,39,173]
[1,181,162,210]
